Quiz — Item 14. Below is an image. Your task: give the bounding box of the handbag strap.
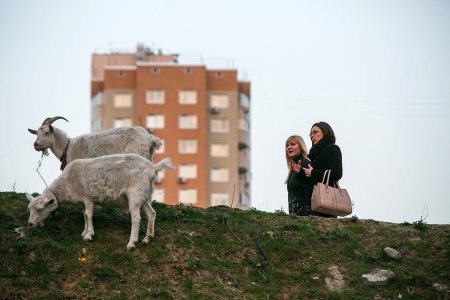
[334,181,341,189]
[320,170,327,184]
[321,170,343,190]
[321,170,331,186]
[329,170,342,190]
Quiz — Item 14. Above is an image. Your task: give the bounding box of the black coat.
[286,155,313,215]
[308,136,343,187]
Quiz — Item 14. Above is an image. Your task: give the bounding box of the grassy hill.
[0,191,448,299]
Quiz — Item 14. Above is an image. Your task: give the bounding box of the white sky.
[0,0,449,224]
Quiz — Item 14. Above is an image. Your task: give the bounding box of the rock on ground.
[325,265,345,292]
[362,268,396,285]
[384,247,401,260]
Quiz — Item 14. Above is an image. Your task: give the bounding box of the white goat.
[26,154,175,249]
[28,116,162,170]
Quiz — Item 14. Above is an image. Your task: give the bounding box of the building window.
[146,114,165,129]
[184,67,193,75]
[211,193,229,206]
[240,193,251,207]
[91,92,103,109]
[179,189,197,204]
[146,90,165,104]
[92,117,102,132]
[179,164,197,179]
[155,139,165,154]
[153,189,164,203]
[113,118,132,128]
[239,118,250,131]
[239,172,251,183]
[215,72,223,79]
[211,168,229,182]
[211,94,229,109]
[179,139,197,154]
[157,169,165,180]
[211,119,229,133]
[240,93,250,111]
[113,93,132,108]
[179,90,197,104]
[211,144,229,157]
[211,94,230,108]
[179,115,197,129]
[117,71,126,78]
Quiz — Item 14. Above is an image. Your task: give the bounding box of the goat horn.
[41,118,52,125]
[42,116,69,125]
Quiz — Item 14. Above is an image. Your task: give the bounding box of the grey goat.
[28,116,162,170]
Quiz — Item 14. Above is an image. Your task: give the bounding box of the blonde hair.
[285,135,308,183]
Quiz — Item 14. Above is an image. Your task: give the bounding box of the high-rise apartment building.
[91,44,251,209]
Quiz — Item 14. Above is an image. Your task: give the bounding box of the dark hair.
[311,121,336,143]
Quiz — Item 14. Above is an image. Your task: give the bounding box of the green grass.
[0,192,449,299]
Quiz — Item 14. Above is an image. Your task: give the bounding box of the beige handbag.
[311,170,352,216]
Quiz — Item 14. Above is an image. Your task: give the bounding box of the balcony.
[239,192,251,209]
[238,130,250,150]
[239,153,250,174]
[239,93,250,113]
[238,179,250,193]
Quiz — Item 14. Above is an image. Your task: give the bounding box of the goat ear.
[49,125,54,133]
[25,193,34,202]
[45,199,55,207]
[28,129,37,135]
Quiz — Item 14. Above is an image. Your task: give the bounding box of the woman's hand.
[290,159,302,173]
[303,164,313,177]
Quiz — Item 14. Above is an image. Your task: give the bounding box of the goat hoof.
[83,235,93,241]
[141,237,149,244]
[127,243,136,250]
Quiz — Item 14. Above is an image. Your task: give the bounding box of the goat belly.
[95,195,129,208]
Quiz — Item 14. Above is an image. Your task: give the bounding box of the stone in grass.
[325,265,345,292]
[362,269,396,285]
[432,283,448,292]
[384,247,401,260]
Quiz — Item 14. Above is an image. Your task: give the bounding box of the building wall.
[92,54,136,80]
[207,90,239,207]
[91,47,250,209]
[205,70,238,207]
[135,65,208,207]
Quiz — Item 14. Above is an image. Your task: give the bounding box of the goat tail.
[152,158,175,171]
[148,135,162,161]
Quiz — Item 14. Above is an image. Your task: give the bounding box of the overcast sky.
[1,0,449,224]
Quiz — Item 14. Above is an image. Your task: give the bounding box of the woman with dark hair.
[284,135,313,215]
[303,121,343,217]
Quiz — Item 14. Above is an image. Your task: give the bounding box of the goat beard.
[41,149,49,157]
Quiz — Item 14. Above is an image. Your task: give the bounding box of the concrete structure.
[91,44,251,209]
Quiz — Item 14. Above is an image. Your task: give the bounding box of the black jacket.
[308,136,343,187]
[287,168,311,200]
[286,155,313,215]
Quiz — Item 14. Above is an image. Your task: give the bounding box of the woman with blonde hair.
[285,135,313,215]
